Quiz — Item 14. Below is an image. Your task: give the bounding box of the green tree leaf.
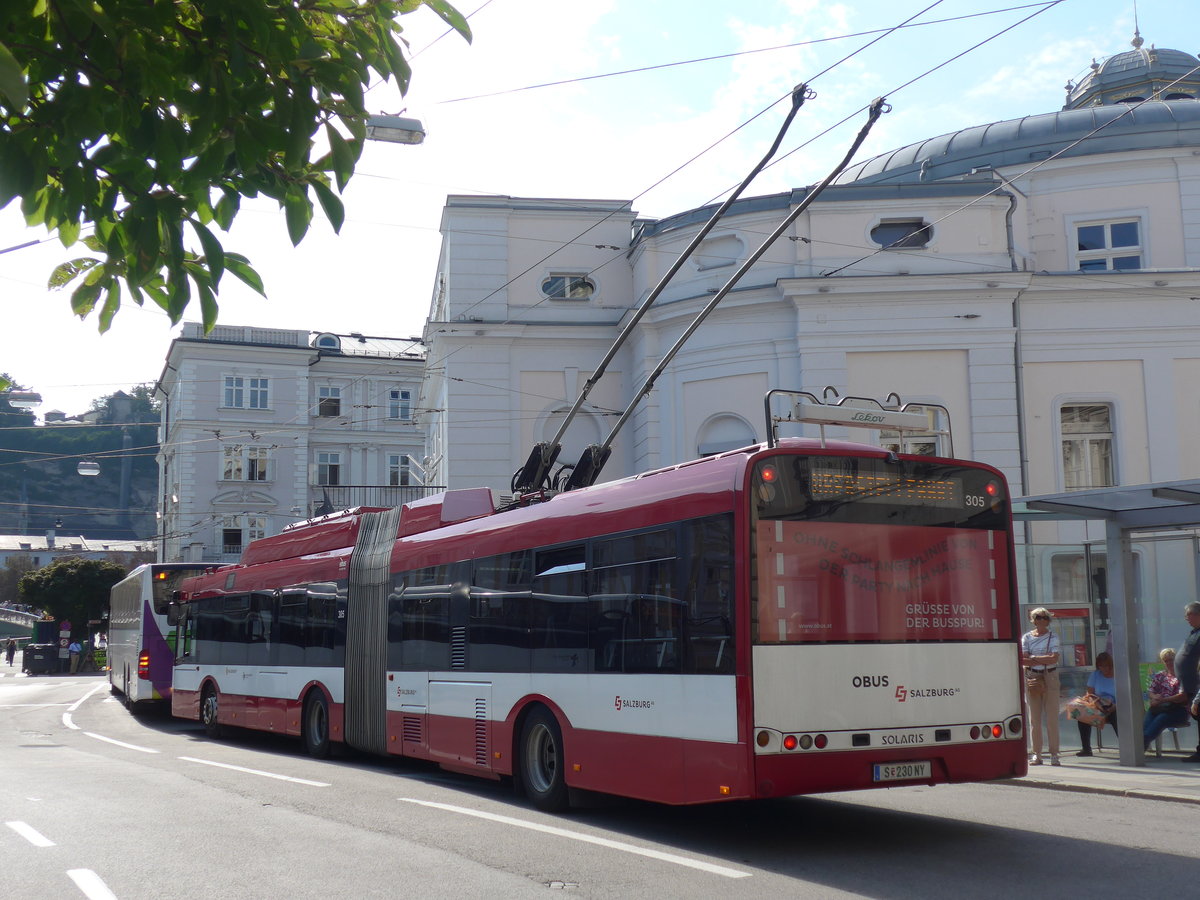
[310,179,345,233]
[283,187,312,246]
[188,219,225,287]
[0,41,29,109]
[0,0,468,340]
[224,254,266,297]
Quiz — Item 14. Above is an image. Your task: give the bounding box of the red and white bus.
[170,422,1025,809]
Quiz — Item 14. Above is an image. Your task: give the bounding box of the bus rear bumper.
[752,740,1028,798]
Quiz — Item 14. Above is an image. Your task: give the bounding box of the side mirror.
[167,602,182,626]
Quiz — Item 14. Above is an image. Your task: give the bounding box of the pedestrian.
[1075,651,1118,756]
[1021,607,1061,766]
[4,638,15,667]
[1177,601,1200,762]
[1143,648,1190,750]
[68,638,81,673]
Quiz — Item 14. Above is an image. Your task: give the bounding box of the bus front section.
[748,450,1026,797]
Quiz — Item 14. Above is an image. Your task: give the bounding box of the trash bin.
[22,644,58,675]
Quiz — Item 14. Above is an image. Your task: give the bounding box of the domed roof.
[838,101,1200,186]
[1064,33,1200,108]
[838,33,1200,186]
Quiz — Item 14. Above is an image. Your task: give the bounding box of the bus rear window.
[752,456,1012,643]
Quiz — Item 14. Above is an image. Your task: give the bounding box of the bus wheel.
[201,686,222,739]
[302,691,331,759]
[519,707,569,812]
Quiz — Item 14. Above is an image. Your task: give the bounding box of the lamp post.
[365,114,426,145]
[3,390,42,409]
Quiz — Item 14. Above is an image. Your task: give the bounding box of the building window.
[388,454,412,487]
[870,218,931,249]
[222,445,270,482]
[248,378,268,409]
[221,515,266,555]
[389,389,411,421]
[316,451,341,486]
[1075,220,1141,271]
[317,386,341,417]
[223,376,269,409]
[1061,404,1114,490]
[541,273,595,300]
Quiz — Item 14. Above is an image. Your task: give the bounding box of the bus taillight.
[783,734,798,751]
[813,733,828,750]
[991,724,1003,739]
[137,651,150,679]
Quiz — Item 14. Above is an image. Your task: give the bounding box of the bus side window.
[220,595,250,666]
[591,529,680,673]
[307,591,338,667]
[683,514,734,674]
[277,591,306,666]
[193,597,222,665]
[470,551,532,674]
[532,545,589,673]
[175,606,194,660]
[395,566,452,671]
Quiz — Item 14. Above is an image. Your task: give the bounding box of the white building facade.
[156,324,430,563]
[423,40,1200,660]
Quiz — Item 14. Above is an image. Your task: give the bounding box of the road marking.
[84,732,159,754]
[63,682,110,730]
[399,799,752,879]
[67,869,118,900]
[5,820,55,847]
[0,703,72,708]
[178,756,331,787]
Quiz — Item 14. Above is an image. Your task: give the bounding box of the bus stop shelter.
[1014,479,1200,767]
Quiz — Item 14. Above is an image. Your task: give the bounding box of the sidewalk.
[999,747,1200,804]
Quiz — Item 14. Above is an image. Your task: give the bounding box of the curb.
[994,776,1200,806]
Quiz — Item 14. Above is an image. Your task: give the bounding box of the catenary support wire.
[510,83,816,495]
[563,97,891,491]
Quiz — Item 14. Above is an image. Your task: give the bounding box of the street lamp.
[365,114,426,145]
[3,390,42,408]
[77,460,100,476]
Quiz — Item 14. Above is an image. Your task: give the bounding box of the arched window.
[697,414,756,457]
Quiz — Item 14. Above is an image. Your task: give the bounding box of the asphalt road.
[2,673,1196,899]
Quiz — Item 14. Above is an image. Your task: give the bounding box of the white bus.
[108,563,207,709]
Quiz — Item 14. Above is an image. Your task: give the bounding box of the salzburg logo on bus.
[614,695,654,711]
[895,684,961,701]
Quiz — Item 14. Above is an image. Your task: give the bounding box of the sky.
[1,0,1195,418]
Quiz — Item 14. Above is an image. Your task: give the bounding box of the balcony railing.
[310,484,444,516]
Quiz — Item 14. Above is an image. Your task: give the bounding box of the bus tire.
[302,691,331,759]
[518,707,569,813]
[201,685,222,739]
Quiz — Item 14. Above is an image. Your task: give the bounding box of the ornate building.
[423,37,1200,660]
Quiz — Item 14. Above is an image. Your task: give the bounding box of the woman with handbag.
[1076,651,1118,756]
[1143,647,1190,749]
[1021,607,1061,766]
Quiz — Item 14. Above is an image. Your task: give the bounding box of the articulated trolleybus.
[170,392,1025,810]
[109,563,208,709]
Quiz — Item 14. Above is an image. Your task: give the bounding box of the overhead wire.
[433,0,960,336]
[432,2,1059,105]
